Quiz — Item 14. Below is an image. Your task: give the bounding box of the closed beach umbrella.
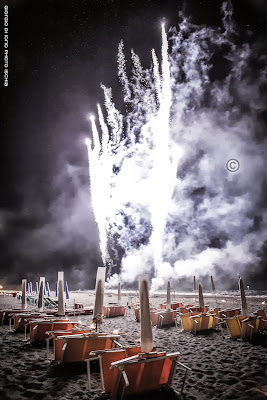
[22,279,27,310]
[46,282,51,297]
[166,281,171,310]
[211,275,217,305]
[65,281,69,300]
[239,277,248,317]
[37,277,45,312]
[35,281,39,295]
[139,274,153,353]
[199,283,204,310]
[118,282,121,305]
[93,267,106,325]
[193,276,197,303]
[55,281,58,297]
[29,282,33,295]
[58,272,65,316]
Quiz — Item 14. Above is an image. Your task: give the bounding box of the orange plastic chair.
[59,333,121,363]
[109,351,180,400]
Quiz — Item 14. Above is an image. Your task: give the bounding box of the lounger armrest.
[177,361,191,371]
[113,340,123,348]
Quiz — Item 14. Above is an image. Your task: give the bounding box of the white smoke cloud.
[86,2,267,290]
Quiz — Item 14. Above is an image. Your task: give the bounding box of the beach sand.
[0,293,267,400]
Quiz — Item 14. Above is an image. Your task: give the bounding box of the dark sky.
[1,0,267,290]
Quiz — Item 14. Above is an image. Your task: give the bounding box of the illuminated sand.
[0,294,267,400]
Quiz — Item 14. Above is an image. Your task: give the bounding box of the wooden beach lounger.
[103,305,125,318]
[219,308,241,319]
[58,333,121,363]
[109,351,181,399]
[12,313,48,332]
[180,312,199,331]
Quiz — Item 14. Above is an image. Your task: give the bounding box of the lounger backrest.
[181,313,194,331]
[201,315,214,330]
[150,311,159,326]
[32,320,71,342]
[53,329,92,361]
[226,316,242,338]
[101,350,126,393]
[62,335,115,362]
[103,306,125,318]
[111,353,177,400]
[158,311,176,327]
[241,317,260,339]
[256,309,267,319]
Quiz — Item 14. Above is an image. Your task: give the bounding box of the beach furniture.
[0,309,30,326]
[109,350,181,399]
[150,310,177,327]
[190,313,215,333]
[254,310,267,330]
[160,302,183,310]
[28,319,73,342]
[58,333,120,363]
[241,315,261,340]
[219,308,241,319]
[86,346,143,392]
[208,308,221,326]
[103,305,125,318]
[225,316,247,338]
[46,328,92,360]
[12,313,46,332]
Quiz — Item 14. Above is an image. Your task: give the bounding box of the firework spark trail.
[86,3,267,289]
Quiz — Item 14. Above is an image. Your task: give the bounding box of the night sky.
[1,0,267,290]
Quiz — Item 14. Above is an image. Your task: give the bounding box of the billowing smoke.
[87,1,267,290]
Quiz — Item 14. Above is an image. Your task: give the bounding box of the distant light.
[0,285,3,290]
[112,329,119,335]
[261,301,266,305]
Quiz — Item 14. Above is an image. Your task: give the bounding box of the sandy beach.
[0,293,267,400]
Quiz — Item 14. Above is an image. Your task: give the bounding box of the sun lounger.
[28,319,72,342]
[159,302,183,310]
[134,307,157,322]
[103,305,125,318]
[109,351,181,399]
[219,308,241,319]
[225,316,247,338]
[241,315,261,340]
[180,312,199,331]
[12,313,47,332]
[190,314,215,333]
[208,308,221,326]
[0,309,29,325]
[254,310,267,331]
[86,346,143,392]
[59,333,121,363]
[46,329,92,360]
